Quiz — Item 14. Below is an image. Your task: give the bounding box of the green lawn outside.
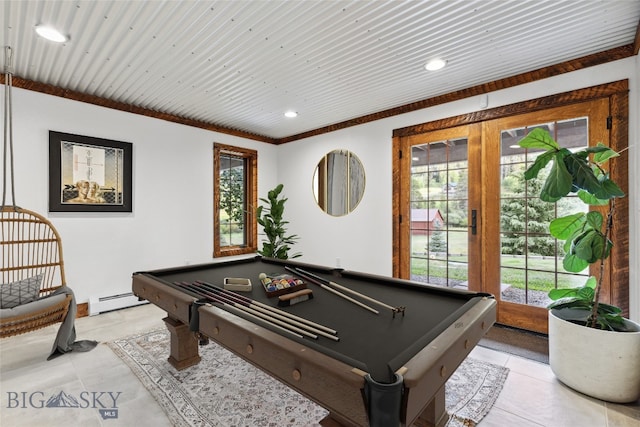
[411,229,468,256]
[411,229,587,291]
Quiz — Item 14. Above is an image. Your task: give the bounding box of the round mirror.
[313,150,365,216]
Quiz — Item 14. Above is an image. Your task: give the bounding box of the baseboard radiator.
[88,292,148,316]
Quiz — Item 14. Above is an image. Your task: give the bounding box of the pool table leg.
[163,316,201,370]
[413,385,449,427]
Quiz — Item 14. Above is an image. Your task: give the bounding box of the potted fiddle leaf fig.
[256,184,301,259]
[519,128,640,403]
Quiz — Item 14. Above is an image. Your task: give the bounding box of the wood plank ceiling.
[1,0,639,143]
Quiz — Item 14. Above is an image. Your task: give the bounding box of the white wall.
[279,57,639,321]
[1,56,638,322]
[1,87,278,304]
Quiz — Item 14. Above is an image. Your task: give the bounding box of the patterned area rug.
[108,329,508,427]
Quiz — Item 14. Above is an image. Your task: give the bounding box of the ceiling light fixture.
[35,25,69,43]
[284,111,298,118]
[425,58,447,71]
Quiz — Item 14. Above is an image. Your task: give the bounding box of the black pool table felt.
[149,258,490,383]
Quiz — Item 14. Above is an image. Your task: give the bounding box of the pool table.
[132,256,496,427]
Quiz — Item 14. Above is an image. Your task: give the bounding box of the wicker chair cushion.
[0,274,44,309]
[0,292,67,319]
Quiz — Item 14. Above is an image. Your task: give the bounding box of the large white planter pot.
[548,309,640,403]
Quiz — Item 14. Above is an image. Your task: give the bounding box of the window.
[213,144,257,257]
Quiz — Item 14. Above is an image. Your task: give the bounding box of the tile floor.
[1,303,638,427]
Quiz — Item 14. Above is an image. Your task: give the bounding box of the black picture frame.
[48,131,133,212]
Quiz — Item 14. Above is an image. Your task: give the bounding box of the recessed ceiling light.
[35,25,69,43]
[284,111,298,118]
[425,58,447,71]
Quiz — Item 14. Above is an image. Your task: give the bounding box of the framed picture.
[48,131,133,212]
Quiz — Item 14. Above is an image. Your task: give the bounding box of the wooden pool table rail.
[132,271,496,427]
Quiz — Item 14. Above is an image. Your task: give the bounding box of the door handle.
[469,209,477,235]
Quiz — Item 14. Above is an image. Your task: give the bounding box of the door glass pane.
[499,119,589,307]
[410,138,469,289]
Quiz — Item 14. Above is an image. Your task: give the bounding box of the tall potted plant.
[519,128,640,403]
[256,184,301,259]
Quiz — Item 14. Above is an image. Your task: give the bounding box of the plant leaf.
[564,153,603,195]
[573,230,597,262]
[540,151,573,201]
[517,128,560,150]
[576,286,595,301]
[548,288,579,300]
[549,213,585,239]
[592,143,619,164]
[563,154,623,200]
[577,189,608,206]
[598,303,622,315]
[584,211,603,230]
[577,229,607,262]
[599,178,625,198]
[524,150,555,180]
[563,253,589,272]
[547,298,592,311]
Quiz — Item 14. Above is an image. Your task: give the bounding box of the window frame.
[213,143,257,257]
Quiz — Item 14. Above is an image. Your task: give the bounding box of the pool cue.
[196,280,338,336]
[195,282,339,342]
[182,282,319,339]
[176,283,305,340]
[285,266,379,315]
[294,267,406,317]
[177,282,317,340]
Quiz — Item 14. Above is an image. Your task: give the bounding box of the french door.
[394,97,618,333]
[394,124,482,293]
[483,99,610,332]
